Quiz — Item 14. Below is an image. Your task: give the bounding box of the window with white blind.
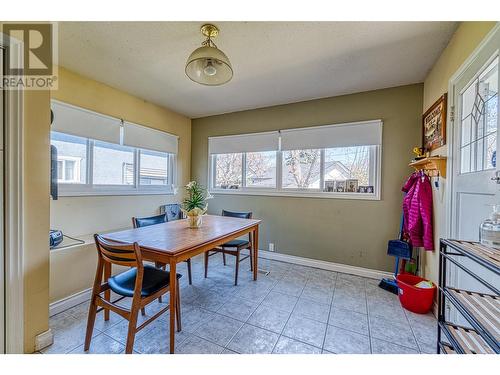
[208,120,382,199]
[50,100,178,196]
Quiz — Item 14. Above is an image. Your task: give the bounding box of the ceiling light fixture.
[185,24,233,86]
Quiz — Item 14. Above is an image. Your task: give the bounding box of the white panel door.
[451,26,500,304]
[0,46,5,354]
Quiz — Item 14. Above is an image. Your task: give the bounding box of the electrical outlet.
[268,243,275,252]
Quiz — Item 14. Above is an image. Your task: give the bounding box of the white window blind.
[123,121,178,154]
[208,131,280,154]
[51,100,121,144]
[280,120,382,151]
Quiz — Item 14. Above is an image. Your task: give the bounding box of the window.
[246,151,277,188]
[139,149,169,186]
[93,141,135,185]
[50,132,175,195]
[51,132,87,184]
[50,100,178,196]
[323,146,373,192]
[282,149,321,189]
[214,153,243,189]
[57,157,81,183]
[208,120,382,199]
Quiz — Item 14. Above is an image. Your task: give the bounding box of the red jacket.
[402,171,434,251]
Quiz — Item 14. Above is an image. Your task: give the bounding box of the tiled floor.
[42,254,437,354]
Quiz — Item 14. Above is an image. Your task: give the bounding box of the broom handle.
[399,193,406,241]
[398,212,405,241]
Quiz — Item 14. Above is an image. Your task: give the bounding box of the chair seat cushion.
[221,239,250,248]
[108,264,182,298]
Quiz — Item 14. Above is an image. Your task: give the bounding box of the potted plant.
[181,181,213,228]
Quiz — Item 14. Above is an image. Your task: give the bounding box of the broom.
[378,211,412,294]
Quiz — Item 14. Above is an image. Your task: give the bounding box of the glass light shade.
[185,45,233,86]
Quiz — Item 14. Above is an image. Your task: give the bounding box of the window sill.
[209,189,380,201]
[50,227,130,253]
[50,233,94,253]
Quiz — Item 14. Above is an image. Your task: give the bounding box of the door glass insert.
[460,57,498,174]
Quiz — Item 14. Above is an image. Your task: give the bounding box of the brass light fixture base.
[201,24,219,39]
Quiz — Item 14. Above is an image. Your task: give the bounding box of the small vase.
[188,214,203,228]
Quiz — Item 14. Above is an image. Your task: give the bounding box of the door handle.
[491,176,500,183]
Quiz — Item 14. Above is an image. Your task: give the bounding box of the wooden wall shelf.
[409,156,447,178]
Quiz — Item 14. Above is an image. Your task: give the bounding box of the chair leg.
[204,251,209,278]
[83,295,98,351]
[223,253,227,266]
[156,262,165,303]
[141,307,146,316]
[234,250,240,286]
[186,258,193,285]
[248,247,253,272]
[125,305,140,354]
[175,283,182,332]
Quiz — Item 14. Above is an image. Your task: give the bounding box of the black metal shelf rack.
[438,239,500,354]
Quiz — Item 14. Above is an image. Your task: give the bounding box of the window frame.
[208,145,381,200]
[51,132,176,197]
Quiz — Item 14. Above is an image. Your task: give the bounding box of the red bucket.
[396,274,436,314]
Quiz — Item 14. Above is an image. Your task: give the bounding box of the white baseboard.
[34,329,54,351]
[258,250,393,280]
[50,288,92,317]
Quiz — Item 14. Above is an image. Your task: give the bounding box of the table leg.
[104,262,111,321]
[169,260,177,354]
[253,226,259,281]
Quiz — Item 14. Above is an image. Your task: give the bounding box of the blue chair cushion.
[108,264,182,298]
[221,239,250,248]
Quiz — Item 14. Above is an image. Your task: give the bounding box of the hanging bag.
[387,212,413,260]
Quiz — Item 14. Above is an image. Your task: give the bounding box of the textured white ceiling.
[58,21,458,118]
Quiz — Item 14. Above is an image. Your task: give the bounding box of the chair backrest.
[160,203,184,221]
[221,210,252,219]
[94,234,141,267]
[132,213,168,228]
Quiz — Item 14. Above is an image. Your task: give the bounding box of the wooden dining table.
[102,214,261,353]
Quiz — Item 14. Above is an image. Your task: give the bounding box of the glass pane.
[282,149,321,189]
[323,146,372,193]
[93,141,135,185]
[461,145,471,174]
[246,151,277,188]
[214,153,243,189]
[140,149,169,186]
[476,138,484,171]
[478,57,498,102]
[470,141,478,172]
[485,132,497,170]
[461,116,472,146]
[460,57,498,174]
[485,94,498,135]
[471,93,484,141]
[50,131,87,184]
[65,160,75,181]
[461,80,477,120]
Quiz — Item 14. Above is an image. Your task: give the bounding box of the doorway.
[449,25,500,301]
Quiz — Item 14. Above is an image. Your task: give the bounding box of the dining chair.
[204,210,253,286]
[132,213,193,287]
[85,234,182,354]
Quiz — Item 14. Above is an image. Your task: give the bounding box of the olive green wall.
[191,84,423,272]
